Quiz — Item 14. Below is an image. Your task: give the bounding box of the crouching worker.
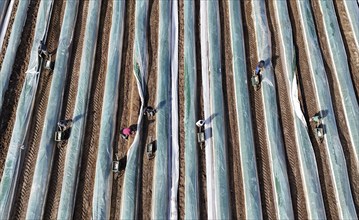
[55,119,73,142]
[120,127,135,140]
[143,106,157,117]
[252,60,265,91]
[310,113,324,142]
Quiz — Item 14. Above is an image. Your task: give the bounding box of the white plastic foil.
[90,1,125,219]
[297,0,357,218]
[0,0,12,51]
[227,1,262,219]
[251,0,294,219]
[273,1,326,218]
[0,1,53,218]
[183,1,200,219]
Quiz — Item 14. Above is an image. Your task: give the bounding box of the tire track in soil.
[331,1,359,212]
[109,0,136,219]
[266,1,308,219]
[241,1,275,219]
[0,0,39,181]
[287,1,339,218]
[73,0,112,219]
[218,1,243,219]
[0,0,19,63]
[43,1,88,219]
[332,1,359,99]
[178,0,185,219]
[138,1,158,219]
[311,0,359,215]
[11,1,65,218]
[194,0,207,218]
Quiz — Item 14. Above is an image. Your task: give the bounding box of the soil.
[0,0,358,218]
[73,0,113,219]
[287,1,339,218]
[218,1,244,219]
[0,0,18,64]
[242,1,276,219]
[266,1,308,219]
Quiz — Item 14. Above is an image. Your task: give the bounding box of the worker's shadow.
[73,113,84,123]
[318,109,329,118]
[203,113,218,140]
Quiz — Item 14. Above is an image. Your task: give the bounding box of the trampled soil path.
[109,1,136,219]
[241,1,275,219]
[12,1,65,219]
[138,0,158,219]
[266,1,307,219]
[0,0,39,181]
[219,1,244,219]
[287,1,339,218]
[43,1,89,219]
[311,0,359,215]
[178,0,185,219]
[73,0,112,219]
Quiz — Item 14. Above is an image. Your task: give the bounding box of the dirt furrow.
[11,1,65,218]
[0,0,19,63]
[266,1,308,219]
[218,1,243,219]
[311,0,359,215]
[73,0,112,219]
[177,0,185,219]
[0,0,39,181]
[43,1,88,218]
[287,1,338,218]
[109,1,136,219]
[138,1,158,219]
[331,1,359,212]
[242,1,275,219]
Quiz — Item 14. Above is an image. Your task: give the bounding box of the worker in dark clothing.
[38,40,49,58]
[144,106,157,117]
[255,60,265,76]
[57,119,73,132]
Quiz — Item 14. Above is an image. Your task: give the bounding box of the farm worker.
[255,60,265,75]
[144,106,157,117]
[38,40,49,58]
[121,127,134,140]
[309,114,321,125]
[57,119,73,132]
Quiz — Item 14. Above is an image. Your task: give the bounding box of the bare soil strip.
[109,1,136,219]
[266,1,308,219]
[11,1,65,219]
[43,1,88,219]
[241,1,276,219]
[138,1,158,219]
[287,1,339,218]
[0,0,39,180]
[72,0,112,219]
[177,0,185,218]
[218,1,244,219]
[194,1,208,218]
[331,1,359,212]
[332,1,359,99]
[0,0,18,64]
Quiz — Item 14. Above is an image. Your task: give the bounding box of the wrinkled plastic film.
[227,1,262,219]
[343,0,359,50]
[183,1,200,219]
[318,0,359,167]
[169,1,179,219]
[252,1,294,219]
[200,2,215,218]
[152,1,172,218]
[297,0,357,218]
[0,0,12,50]
[90,1,125,219]
[0,0,8,24]
[26,1,79,219]
[120,0,148,218]
[207,2,231,219]
[0,0,29,113]
[273,1,325,218]
[0,1,53,219]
